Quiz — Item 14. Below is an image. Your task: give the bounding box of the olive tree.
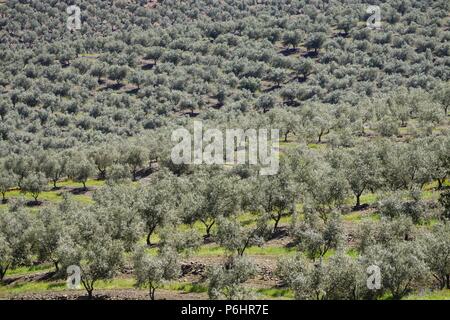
[4,155,33,189]
[356,216,414,254]
[58,218,124,299]
[137,171,179,245]
[362,241,427,300]
[107,65,128,85]
[290,212,345,261]
[440,190,450,221]
[277,252,370,300]
[158,228,202,254]
[341,146,382,208]
[255,94,276,113]
[185,171,241,238]
[33,207,69,272]
[294,59,314,81]
[433,83,450,116]
[0,170,16,203]
[92,184,143,251]
[122,146,148,181]
[427,137,449,190]
[249,160,299,234]
[304,166,350,222]
[305,33,326,54]
[267,108,299,142]
[207,256,258,300]
[420,223,450,289]
[133,246,181,300]
[41,153,68,189]
[68,156,95,190]
[89,146,118,179]
[21,172,48,203]
[0,208,34,281]
[215,215,271,256]
[380,142,430,190]
[282,31,303,49]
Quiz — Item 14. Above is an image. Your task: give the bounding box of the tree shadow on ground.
[279,48,299,56]
[69,187,90,195]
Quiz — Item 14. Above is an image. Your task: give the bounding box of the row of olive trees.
[1,129,448,217]
[0,83,447,172]
[1,0,448,157]
[277,212,450,299]
[1,163,449,299]
[0,140,167,203]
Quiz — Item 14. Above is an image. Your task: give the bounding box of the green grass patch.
[72,194,95,204]
[0,280,66,297]
[257,288,294,299]
[405,289,450,300]
[6,263,54,277]
[342,212,363,222]
[165,282,208,294]
[343,211,380,223]
[57,179,105,188]
[4,189,61,202]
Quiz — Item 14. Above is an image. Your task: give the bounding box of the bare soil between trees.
[7,289,207,300]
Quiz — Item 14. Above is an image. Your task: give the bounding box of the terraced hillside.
[0,0,449,300]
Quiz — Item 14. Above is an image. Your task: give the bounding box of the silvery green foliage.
[339,145,383,208]
[323,252,372,300]
[302,163,350,222]
[92,184,143,251]
[266,108,299,142]
[59,230,124,298]
[215,215,271,256]
[0,234,13,281]
[53,205,125,298]
[356,216,414,254]
[377,192,425,223]
[120,145,148,181]
[439,190,450,221]
[67,155,95,190]
[362,241,428,300]
[133,246,181,300]
[158,228,202,254]
[3,155,33,189]
[427,136,450,190]
[276,254,310,289]
[247,158,299,233]
[0,208,34,281]
[106,163,132,183]
[41,152,68,189]
[291,212,345,260]
[433,83,450,116]
[32,207,70,272]
[184,169,242,237]
[89,145,118,179]
[255,94,276,113]
[136,170,180,246]
[208,256,257,300]
[419,223,450,289]
[378,141,432,190]
[20,172,48,202]
[282,30,303,49]
[277,252,371,300]
[0,169,16,203]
